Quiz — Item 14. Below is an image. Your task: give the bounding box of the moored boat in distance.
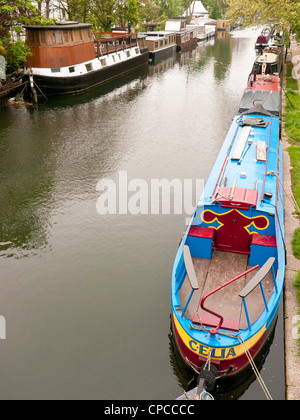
[171,105,285,382]
[141,31,177,62]
[164,20,197,51]
[22,21,149,99]
[255,28,273,49]
[252,52,282,76]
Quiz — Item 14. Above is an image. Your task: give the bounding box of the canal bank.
[283,40,300,400]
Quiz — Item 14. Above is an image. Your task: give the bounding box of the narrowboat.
[171,105,285,380]
[252,52,281,76]
[255,29,272,49]
[142,31,177,62]
[22,21,149,98]
[164,20,197,51]
[239,74,281,117]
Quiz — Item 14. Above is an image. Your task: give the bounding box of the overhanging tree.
[225,0,300,30]
[0,0,54,73]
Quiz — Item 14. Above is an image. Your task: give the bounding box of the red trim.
[252,234,277,247]
[215,187,258,209]
[188,226,214,239]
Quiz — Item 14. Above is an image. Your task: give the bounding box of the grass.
[284,59,300,345]
[286,77,300,91]
[288,145,300,211]
[284,90,300,143]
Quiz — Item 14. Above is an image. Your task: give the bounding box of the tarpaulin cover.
[238,90,281,116]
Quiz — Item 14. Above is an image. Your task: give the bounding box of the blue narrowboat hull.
[171,110,285,378]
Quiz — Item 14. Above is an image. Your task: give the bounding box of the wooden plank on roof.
[257,140,266,162]
[239,257,275,298]
[183,245,199,290]
[231,126,251,161]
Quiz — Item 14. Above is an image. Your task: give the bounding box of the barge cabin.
[23,21,149,98]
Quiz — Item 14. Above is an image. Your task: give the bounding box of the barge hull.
[23,49,149,96]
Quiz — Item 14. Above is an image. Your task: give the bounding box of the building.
[182,1,209,20]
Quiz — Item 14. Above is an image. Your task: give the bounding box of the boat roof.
[247,75,281,92]
[24,21,92,30]
[255,53,278,64]
[239,90,281,116]
[142,31,176,36]
[198,109,280,215]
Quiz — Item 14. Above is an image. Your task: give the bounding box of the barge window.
[63,30,69,42]
[85,63,93,71]
[57,31,63,44]
[69,66,75,73]
[51,68,61,73]
[51,31,56,44]
[126,51,131,57]
[155,42,158,48]
[40,31,46,44]
[100,58,107,66]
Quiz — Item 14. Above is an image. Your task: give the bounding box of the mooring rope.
[189,321,273,400]
[236,334,273,401]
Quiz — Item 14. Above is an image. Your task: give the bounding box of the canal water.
[0,28,285,400]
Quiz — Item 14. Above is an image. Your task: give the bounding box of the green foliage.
[286,77,300,91]
[293,228,300,259]
[295,271,300,304]
[226,0,300,28]
[202,0,227,20]
[288,145,300,208]
[5,41,31,74]
[0,0,55,73]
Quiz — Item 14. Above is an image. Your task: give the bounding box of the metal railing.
[93,32,138,58]
[199,257,276,335]
[200,265,259,335]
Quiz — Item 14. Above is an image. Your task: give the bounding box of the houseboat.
[187,20,216,41]
[22,21,149,98]
[216,20,230,31]
[142,31,177,61]
[164,20,197,51]
[255,28,272,49]
[239,74,281,117]
[171,105,285,382]
[252,52,282,76]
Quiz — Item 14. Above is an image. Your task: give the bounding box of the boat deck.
[179,250,274,330]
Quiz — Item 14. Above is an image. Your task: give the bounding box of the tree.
[202,0,227,20]
[117,0,140,27]
[0,0,54,73]
[225,0,300,30]
[138,0,160,23]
